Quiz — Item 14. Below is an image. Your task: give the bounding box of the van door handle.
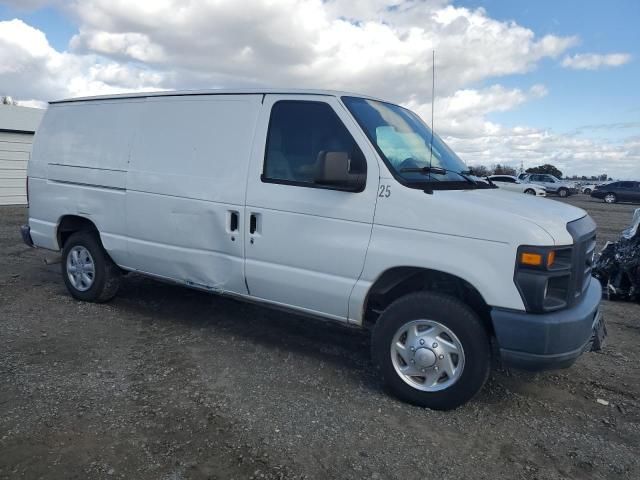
[249,214,257,234]
[229,211,239,232]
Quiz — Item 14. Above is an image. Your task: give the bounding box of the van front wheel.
[372,292,490,410]
[61,232,121,302]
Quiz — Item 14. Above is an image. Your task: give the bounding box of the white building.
[0,105,45,205]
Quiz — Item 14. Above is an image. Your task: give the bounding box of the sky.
[0,0,638,179]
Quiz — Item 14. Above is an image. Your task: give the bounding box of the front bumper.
[20,224,34,247]
[491,278,605,370]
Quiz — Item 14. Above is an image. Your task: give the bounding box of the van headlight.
[514,246,573,312]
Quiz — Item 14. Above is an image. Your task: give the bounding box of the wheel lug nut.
[419,339,425,345]
[439,354,444,359]
[411,359,415,363]
[410,346,415,352]
[434,366,439,371]
[432,342,438,348]
[421,368,426,372]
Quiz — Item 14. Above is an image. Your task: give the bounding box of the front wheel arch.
[362,266,493,336]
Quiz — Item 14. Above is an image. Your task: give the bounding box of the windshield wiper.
[399,166,477,187]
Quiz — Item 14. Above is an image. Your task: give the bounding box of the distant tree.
[525,164,563,179]
[598,173,608,181]
[1,96,17,105]
[468,165,490,177]
[493,164,517,176]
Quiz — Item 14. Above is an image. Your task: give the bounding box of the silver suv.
[520,174,578,197]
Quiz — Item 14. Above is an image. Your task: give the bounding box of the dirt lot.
[1,195,639,480]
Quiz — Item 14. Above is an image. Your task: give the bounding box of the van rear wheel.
[558,188,569,198]
[371,292,490,410]
[61,231,121,302]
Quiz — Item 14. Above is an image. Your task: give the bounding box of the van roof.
[50,88,386,104]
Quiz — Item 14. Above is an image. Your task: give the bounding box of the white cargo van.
[22,89,606,410]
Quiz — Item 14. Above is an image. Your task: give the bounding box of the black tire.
[61,231,121,302]
[524,188,536,195]
[371,292,491,410]
[557,188,569,198]
[583,188,591,195]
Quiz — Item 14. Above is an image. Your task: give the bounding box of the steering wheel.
[398,157,421,170]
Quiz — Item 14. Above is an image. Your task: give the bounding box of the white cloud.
[448,129,640,179]
[0,19,165,100]
[561,53,631,70]
[403,84,548,141]
[60,0,578,102]
[70,31,166,63]
[0,0,55,10]
[0,1,636,178]
[16,99,48,109]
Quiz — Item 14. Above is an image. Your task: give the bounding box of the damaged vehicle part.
[593,208,640,301]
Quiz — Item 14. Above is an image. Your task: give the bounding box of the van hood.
[438,188,586,245]
[379,183,588,247]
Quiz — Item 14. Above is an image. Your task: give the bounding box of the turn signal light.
[520,252,543,266]
[547,250,556,268]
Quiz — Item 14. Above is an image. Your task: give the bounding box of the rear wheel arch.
[57,215,99,250]
[362,266,493,336]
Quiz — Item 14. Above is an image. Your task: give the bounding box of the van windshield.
[342,96,473,187]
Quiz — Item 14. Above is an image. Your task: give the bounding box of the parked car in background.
[591,181,640,204]
[581,183,611,194]
[488,175,546,196]
[520,174,578,197]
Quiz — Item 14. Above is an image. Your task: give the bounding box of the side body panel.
[244,94,380,321]
[27,100,144,265]
[125,94,262,294]
[348,176,563,324]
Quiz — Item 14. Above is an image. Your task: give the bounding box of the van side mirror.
[315,151,366,191]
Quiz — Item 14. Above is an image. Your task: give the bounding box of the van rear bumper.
[20,224,34,248]
[491,279,604,371]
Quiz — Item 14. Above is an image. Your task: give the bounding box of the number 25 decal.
[378,185,391,198]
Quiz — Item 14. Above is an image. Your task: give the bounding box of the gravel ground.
[1,195,639,480]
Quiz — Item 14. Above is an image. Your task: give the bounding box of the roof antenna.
[428,50,435,178]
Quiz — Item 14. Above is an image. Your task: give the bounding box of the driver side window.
[262,101,366,188]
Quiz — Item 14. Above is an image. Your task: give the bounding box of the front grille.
[583,237,596,290]
[567,216,597,305]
